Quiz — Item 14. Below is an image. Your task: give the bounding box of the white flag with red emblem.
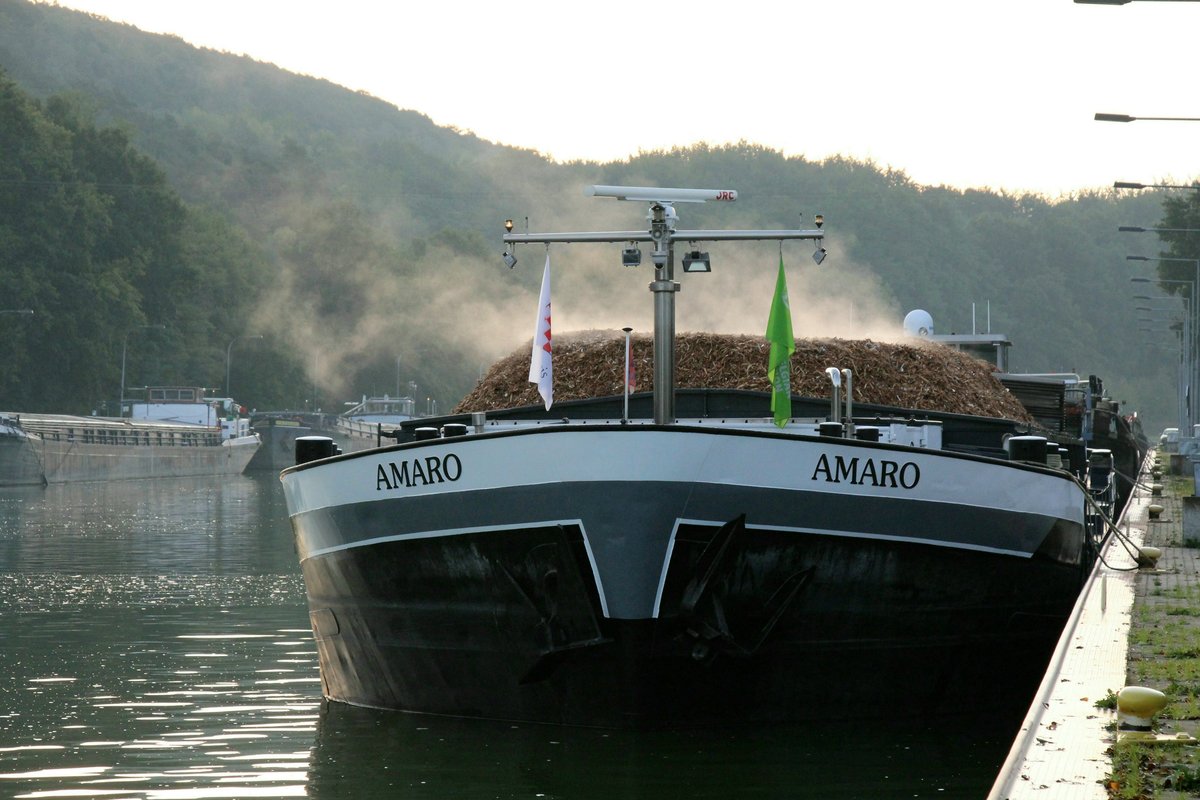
[529,252,553,410]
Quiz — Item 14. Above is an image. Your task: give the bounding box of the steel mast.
[502,185,825,425]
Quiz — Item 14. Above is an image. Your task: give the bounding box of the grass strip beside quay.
[1107,467,1200,799]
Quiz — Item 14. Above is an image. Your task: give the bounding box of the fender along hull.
[283,426,1088,727]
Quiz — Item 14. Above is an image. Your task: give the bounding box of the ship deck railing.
[337,417,391,440]
[394,415,949,453]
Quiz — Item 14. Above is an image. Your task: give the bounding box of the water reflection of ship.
[308,700,1016,799]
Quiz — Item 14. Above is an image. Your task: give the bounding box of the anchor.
[498,525,611,685]
[678,514,812,659]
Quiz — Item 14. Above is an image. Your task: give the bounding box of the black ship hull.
[301,525,1082,726]
[283,423,1089,727]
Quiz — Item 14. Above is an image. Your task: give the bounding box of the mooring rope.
[1074,468,1161,573]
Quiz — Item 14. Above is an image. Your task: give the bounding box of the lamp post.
[1125,249,1200,322]
[119,324,165,416]
[1129,255,1200,408]
[1128,254,1200,309]
[1134,289,1193,431]
[225,335,264,398]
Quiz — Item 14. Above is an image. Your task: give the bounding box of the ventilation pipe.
[825,368,842,423]
[841,368,855,437]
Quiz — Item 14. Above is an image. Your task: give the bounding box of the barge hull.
[0,436,43,486]
[284,426,1088,727]
[299,522,1083,726]
[36,437,259,482]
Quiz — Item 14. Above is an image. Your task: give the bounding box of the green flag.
[766,255,795,428]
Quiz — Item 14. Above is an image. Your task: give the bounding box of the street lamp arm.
[1079,1,1200,5]
[1120,226,1200,234]
[1115,181,1200,191]
[1097,113,1200,123]
[1128,255,1200,265]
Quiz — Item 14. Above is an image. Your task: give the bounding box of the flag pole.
[622,327,633,422]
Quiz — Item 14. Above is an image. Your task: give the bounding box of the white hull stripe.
[282,427,1085,524]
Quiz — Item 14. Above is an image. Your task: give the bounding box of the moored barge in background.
[0,386,259,485]
[248,394,423,472]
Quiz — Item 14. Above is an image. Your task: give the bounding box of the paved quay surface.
[988,474,1157,799]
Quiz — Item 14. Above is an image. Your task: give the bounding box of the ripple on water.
[0,607,320,799]
[0,573,306,611]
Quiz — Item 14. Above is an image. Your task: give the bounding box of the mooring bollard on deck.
[295,435,337,465]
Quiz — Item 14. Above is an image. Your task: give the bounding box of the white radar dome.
[903,309,934,337]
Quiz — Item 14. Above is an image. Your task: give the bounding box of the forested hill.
[0,0,1182,430]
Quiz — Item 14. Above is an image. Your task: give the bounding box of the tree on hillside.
[0,72,142,409]
[0,69,283,412]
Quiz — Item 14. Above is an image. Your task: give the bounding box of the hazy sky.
[42,0,1200,198]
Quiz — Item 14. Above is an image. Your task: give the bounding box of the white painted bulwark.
[986,478,1150,799]
[282,426,1083,525]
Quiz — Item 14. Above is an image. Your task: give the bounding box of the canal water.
[0,474,1019,799]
